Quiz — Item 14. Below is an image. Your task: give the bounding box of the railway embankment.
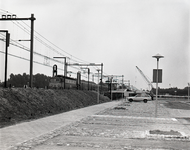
[0,88,110,128]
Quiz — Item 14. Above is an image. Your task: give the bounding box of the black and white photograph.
[0,0,190,149]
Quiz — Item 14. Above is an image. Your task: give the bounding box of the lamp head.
[152,53,164,59]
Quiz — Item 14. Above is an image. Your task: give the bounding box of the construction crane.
[136,66,154,99]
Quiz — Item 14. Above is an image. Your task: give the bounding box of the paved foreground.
[0,101,120,150]
[1,99,190,150]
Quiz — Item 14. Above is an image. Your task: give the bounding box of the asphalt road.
[10,99,190,150]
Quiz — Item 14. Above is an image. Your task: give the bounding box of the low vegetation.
[0,88,110,128]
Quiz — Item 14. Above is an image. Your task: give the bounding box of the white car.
[127,93,151,103]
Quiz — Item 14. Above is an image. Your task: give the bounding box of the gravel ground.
[97,100,170,118]
[11,99,190,150]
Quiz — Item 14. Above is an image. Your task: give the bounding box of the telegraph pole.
[0,14,36,88]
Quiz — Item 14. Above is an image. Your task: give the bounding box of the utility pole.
[30,14,35,88]
[0,30,10,88]
[103,75,114,101]
[101,63,103,93]
[122,75,124,98]
[81,67,90,90]
[97,69,100,103]
[68,63,103,92]
[110,76,113,101]
[188,83,190,102]
[0,14,36,88]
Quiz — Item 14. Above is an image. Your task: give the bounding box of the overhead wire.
[21,20,88,63]
[0,9,107,78]
[0,37,63,64]
[1,15,99,73]
[10,20,88,72]
[0,50,63,71]
[0,37,88,79]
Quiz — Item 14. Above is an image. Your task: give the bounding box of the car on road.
[127,93,151,103]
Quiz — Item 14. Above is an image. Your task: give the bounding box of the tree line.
[152,87,189,96]
[0,73,189,96]
[0,73,51,88]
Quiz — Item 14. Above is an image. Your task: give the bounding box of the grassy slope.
[0,88,110,128]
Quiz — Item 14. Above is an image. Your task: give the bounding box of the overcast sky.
[0,0,190,90]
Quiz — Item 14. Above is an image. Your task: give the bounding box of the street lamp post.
[152,53,164,118]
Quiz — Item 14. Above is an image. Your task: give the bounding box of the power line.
[0,38,87,74]
[0,50,64,71]
[0,9,87,63]
[0,38,62,63]
[0,9,108,76]
[19,20,87,62]
[12,20,87,65]
[0,50,87,78]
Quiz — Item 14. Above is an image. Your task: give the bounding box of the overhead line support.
[0,14,36,88]
[68,63,103,93]
[0,30,10,88]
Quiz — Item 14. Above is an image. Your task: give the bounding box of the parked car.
[127,93,151,103]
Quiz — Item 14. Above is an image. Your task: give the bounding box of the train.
[49,75,97,90]
[49,65,110,94]
[49,75,109,92]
